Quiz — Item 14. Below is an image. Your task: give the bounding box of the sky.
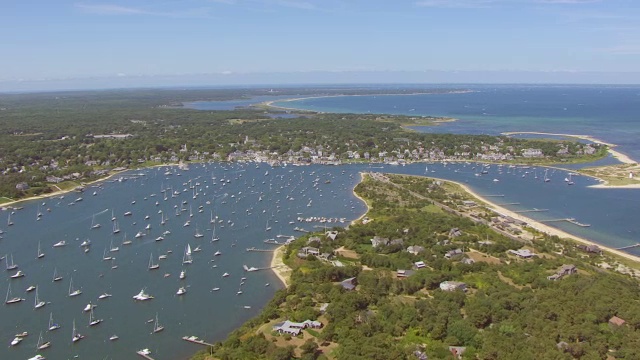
[2,0,640,90]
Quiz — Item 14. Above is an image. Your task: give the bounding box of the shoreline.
[450,180,640,263]
[269,245,291,288]
[502,131,637,164]
[350,172,371,225]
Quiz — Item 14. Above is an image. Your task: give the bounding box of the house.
[449,228,463,238]
[577,244,602,254]
[272,320,323,336]
[609,316,626,327]
[449,346,467,359]
[15,182,30,191]
[508,249,535,259]
[307,236,321,245]
[414,261,426,269]
[389,238,404,246]
[340,277,357,291]
[326,230,339,241]
[370,236,389,248]
[319,303,329,314]
[445,249,464,259]
[460,257,475,265]
[522,148,543,158]
[462,200,477,207]
[440,281,467,292]
[396,269,416,278]
[547,264,577,281]
[407,245,425,255]
[297,246,320,258]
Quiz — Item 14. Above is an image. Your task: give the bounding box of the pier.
[496,202,520,206]
[615,243,640,250]
[182,335,214,347]
[246,247,275,252]
[538,218,591,227]
[514,208,549,213]
[483,194,505,197]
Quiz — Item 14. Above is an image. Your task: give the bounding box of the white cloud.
[75,3,148,15]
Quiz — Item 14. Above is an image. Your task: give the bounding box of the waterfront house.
[297,246,320,258]
[547,264,577,281]
[326,230,339,241]
[15,182,30,191]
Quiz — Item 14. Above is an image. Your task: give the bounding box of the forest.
[195,174,640,360]
[0,88,606,201]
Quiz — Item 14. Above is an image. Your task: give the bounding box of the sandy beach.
[452,180,640,263]
[270,245,291,288]
[502,131,637,164]
[350,172,371,225]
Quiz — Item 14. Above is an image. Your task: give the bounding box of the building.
[440,281,467,292]
[508,249,535,259]
[297,247,320,258]
[370,236,389,248]
[340,277,357,291]
[414,261,426,269]
[15,182,30,191]
[407,245,425,255]
[272,320,322,336]
[396,269,416,278]
[609,316,626,327]
[445,249,464,259]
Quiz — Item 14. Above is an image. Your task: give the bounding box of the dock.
[484,194,505,197]
[294,227,309,233]
[615,243,640,250]
[246,247,275,252]
[182,335,214,347]
[263,239,283,245]
[496,202,520,206]
[514,208,549,213]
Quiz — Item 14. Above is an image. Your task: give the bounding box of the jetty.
[294,227,309,233]
[615,243,640,250]
[263,239,283,245]
[496,202,520,206]
[484,194,505,197]
[182,335,214,347]
[246,247,275,252]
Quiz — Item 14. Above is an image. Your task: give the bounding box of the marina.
[2,159,640,358]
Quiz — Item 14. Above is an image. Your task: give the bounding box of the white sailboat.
[194,224,204,238]
[71,319,84,342]
[89,307,103,326]
[36,331,51,350]
[153,313,164,333]
[567,173,574,185]
[148,254,159,270]
[111,209,116,221]
[102,248,112,261]
[68,277,81,297]
[6,253,18,270]
[122,232,132,246]
[7,212,13,226]
[37,241,45,259]
[34,286,46,309]
[265,219,271,231]
[544,169,550,183]
[112,220,120,234]
[182,245,193,264]
[109,239,119,252]
[5,283,25,304]
[211,223,219,242]
[90,214,101,229]
[48,312,61,331]
[52,268,62,282]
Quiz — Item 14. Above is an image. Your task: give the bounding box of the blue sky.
[2,0,640,87]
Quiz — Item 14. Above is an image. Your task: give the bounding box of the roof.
[609,316,626,326]
[340,277,356,290]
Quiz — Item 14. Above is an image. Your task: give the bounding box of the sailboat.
[112,220,120,234]
[48,312,61,331]
[153,313,164,333]
[122,233,132,246]
[37,241,45,259]
[36,331,51,350]
[160,211,166,225]
[71,319,84,342]
[34,286,46,309]
[5,283,25,304]
[109,239,119,252]
[182,245,193,265]
[7,212,13,226]
[68,277,81,297]
[544,169,550,183]
[265,219,271,232]
[90,214,101,229]
[52,268,62,282]
[111,209,116,221]
[211,223,219,242]
[5,253,18,270]
[89,307,103,326]
[103,248,112,261]
[567,173,575,185]
[148,254,160,270]
[194,224,204,238]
